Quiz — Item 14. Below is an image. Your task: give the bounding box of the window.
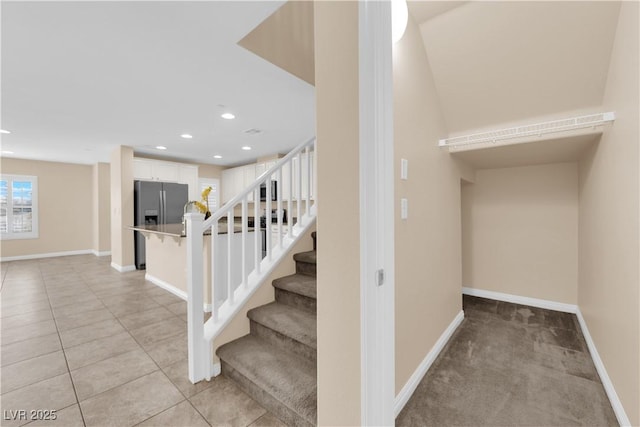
[1,175,39,240]
[200,179,220,212]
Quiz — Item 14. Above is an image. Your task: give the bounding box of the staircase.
[217,232,317,426]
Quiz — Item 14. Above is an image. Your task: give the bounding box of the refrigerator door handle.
[159,190,164,224]
[162,190,167,224]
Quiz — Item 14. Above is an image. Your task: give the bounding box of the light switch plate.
[401,198,408,219]
[401,159,408,180]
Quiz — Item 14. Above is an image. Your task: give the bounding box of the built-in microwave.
[260,181,277,201]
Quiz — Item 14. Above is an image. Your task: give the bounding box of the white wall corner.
[92,250,112,257]
[394,310,465,417]
[110,262,136,273]
[575,309,631,427]
[461,287,578,313]
[211,362,221,378]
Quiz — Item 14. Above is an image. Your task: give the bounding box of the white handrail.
[185,136,317,383]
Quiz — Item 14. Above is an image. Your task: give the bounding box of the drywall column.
[92,162,111,255]
[578,2,639,424]
[110,146,135,271]
[315,1,361,425]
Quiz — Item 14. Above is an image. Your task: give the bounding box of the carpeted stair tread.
[248,302,316,350]
[272,273,317,300]
[217,335,317,424]
[293,250,316,265]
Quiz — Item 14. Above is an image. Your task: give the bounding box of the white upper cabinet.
[179,165,199,201]
[133,158,199,200]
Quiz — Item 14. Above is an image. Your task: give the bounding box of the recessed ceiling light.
[156,146,167,150]
[241,146,252,151]
[180,134,193,139]
[213,155,222,159]
[1,150,14,154]
[0,129,11,134]
[221,113,236,120]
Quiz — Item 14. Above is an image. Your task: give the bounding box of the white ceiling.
[1,1,316,166]
[412,1,621,135]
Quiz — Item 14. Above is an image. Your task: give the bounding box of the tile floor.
[0,255,285,427]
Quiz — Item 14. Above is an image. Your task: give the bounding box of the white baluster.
[266,177,272,261]
[305,145,311,219]
[211,218,218,323]
[227,211,233,305]
[277,168,283,249]
[254,187,261,274]
[242,197,248,289]
[287,159,293,239]
[297,152,302,226]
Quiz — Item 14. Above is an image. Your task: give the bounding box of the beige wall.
[198,164,225,179]
[578,2,640,424]
[92,162,111,254]
[315,1,361,425]
[0,158,93,258]
[461,163,579,304]
[393,15,466,394]
[110,146,135,269]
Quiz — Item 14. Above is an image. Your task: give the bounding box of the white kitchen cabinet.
[243,165,256,202]
[133,158,179,182]
[133,159,154,181]
[179,165,199,201]
[222,167,244,204]
[133,158,199,200]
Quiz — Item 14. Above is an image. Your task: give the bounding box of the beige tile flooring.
[0,254,285,427]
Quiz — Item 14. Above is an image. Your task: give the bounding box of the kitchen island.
[129,222,257,312]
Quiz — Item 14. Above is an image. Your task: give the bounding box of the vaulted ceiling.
[409,1,621,136]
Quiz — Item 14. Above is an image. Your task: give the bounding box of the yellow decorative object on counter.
[200,186,212,219]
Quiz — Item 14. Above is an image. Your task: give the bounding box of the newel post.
[185,213,210,383]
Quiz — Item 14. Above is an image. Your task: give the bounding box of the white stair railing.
[185,137,317,383]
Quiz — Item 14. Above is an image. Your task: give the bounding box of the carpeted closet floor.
[396,295,618,426]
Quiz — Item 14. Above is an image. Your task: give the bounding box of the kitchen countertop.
[129,223,257,238]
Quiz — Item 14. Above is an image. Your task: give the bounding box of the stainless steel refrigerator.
[134,180,188,269]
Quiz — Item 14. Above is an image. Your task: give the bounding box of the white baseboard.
[463,287,630,426]
[110,262,136,273]
[394,310,465,417]
[462,287,578,313]
[145,273,212,313]
[211,362,221,378]
[1,249,94,262]
[575,308,631,426]
[92,250,111,257]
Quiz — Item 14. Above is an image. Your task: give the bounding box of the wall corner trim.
[92,250,112,257]
[110,262,136,273]
[145,273,212,313]
[211,362,221,378]
[394,310,465,417]
[575,308,632,427]
[461,287,578,313]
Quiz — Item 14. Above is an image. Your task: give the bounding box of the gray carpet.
[396,295,618,426]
